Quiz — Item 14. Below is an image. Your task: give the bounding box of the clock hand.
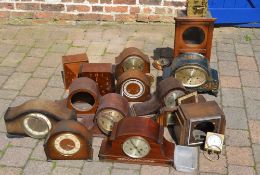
[129,139,142,154]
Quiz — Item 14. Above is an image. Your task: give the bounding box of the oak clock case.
[95,93,130,135]
[116,70,151,102]
[163,53,219,96]
[4,99,76,139]
[62,53,89,90]
[171,101,226,146]
[173,10,215,60]
[99,117,175,166]
[44,120,92,160]
[115,47,150,79]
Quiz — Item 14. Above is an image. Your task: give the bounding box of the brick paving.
[0,24,259,175]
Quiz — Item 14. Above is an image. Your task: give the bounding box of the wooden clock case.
[99,117,175,166]
[174,10,215,60]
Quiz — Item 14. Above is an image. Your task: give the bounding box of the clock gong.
[62,53,89,89]
[67,77,100,115]
[4,99,76,139]
[44,120,92,160]
[95,93,130,135]
[115,47,150,79]
[99,117,175,166]
[116,70,151,102]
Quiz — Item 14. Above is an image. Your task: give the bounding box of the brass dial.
[22,113,52,139]
[122,56,145,72]
[54,133,81,156]
[175,65,207,88]
[122,136,150,158]
[96,109,124,135]
[164,90,185,108]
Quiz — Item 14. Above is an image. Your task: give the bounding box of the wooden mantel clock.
[99,117,175,166]
[173,10,215,60]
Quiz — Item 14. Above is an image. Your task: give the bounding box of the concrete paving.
[0,23,259,175]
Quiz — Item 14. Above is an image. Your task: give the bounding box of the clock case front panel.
[99,117,174,166]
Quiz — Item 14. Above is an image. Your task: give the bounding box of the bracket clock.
[99,117,175,166]
[4,99,76,139]
[62,53,89,89]
[173,10,215,60]
[44,120,92,160]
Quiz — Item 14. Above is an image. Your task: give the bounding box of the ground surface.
[0,23,259,175]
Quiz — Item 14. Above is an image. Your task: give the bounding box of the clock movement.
[44,120,92,160]
[187,0,208,17]
[170,101,226,146]
[203,132,224,161]
[4,99,76,139]
[66,77,100,115]
[78,63,115,96]
[174,10,215,60]
[62,53,89,89]
[116,70,151,102]
[115,47,150,79]
[95,93,130,135]
[163,53,219,96]
[99,117,175,166]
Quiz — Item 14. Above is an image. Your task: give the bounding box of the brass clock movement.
[203,132,224,161]
[44,120,92,160]
[187,0,208,17]
[4,99,76,139]
[99,117,175,166]
[95,93,130,135]
[163,53,219,96]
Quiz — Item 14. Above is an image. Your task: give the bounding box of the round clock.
[23,113,52,139]
[122,136,151,158]
[206,133,223,149]
[95,93,130,135]
[44,120,92,160]
[122,56,145,72]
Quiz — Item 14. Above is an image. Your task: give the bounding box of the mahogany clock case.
[62,53,89,89]
[173,10,215,60]
[44,120,93,160]
[4,99,76,138]
[115,47,150,79]
[99,117,175,166]
[170,101,226,146]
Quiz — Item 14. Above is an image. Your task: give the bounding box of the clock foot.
[6,133,25,138]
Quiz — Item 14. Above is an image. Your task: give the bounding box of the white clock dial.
[96,109,124,135]
[54,133,81,156]
[121,79,145,99]
[122,56,144,72]
[23,113,52,139]
[207,134,222,148]
[164,90,185,108]
[122,136,150,158]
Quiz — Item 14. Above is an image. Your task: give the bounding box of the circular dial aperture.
[96,109,124,135]
[207,134,222,148]
[122,136,150,158]
[175,66,207,88]
[54,133,81,156]
[121,79,145,99]
[23,113,52,139]
[122,56,145,72]
[164,90,185,108]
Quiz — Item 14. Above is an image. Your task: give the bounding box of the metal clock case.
[174,10,215,60]
[116,70,151,102]
[172,101,226,146]
[4,99,76,139]
[44,120,92,160]
[115,47,150,79]
[164,53,219,96]
[95,93,130,135]
[99,117,175,166]
[132,77,188,116]
[67,77,100,115]
[62,53,89,90]
[187,0,208,17]
[78,63,115,96]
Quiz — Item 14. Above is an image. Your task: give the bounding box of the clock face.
[121,79,145,99]
[96,109,124,135]
[175,65,207,88]
[122,136,150,158]
[207,134,222,148]
[23,113,52,139]
[122,56,145,72]
[54,133,81,156]
[164,90,185,108]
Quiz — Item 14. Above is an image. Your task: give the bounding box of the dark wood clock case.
[99,117,175,166]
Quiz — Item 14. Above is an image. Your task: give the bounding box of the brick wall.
[0,0,186,23]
